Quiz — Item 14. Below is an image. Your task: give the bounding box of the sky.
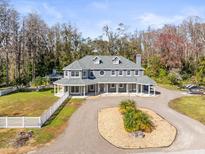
[10,0,205,38]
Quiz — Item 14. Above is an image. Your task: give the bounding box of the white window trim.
[99,70,105,76]
[111,70,116,76]
[71,71,80,78]
[126,70,131,76]
[135,70,139,76]
[110,84,115,88]
[83,71,87,78]
[118,70,123,76]
[70,86,80,94]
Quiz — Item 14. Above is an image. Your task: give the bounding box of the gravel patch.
[98,107,177,149]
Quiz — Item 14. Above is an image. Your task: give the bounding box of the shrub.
[120,99,154,133]
[119,99,136,114]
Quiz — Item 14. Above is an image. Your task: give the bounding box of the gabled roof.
[63,60,82,70]
[63,55,143,70]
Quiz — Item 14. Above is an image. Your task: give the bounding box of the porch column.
[84,86,85,96]
[95,84,96,95]
[136,84,137,93]
[153,86,156,95]
[148,85,151,95]
[98,84,100,93]
[141,84,143,94]
[116,84,119,93]
[126,84,129,93]
[54,85,56,94]
[106,84,108,93]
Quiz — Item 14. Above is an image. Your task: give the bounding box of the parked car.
[186,85,205,95]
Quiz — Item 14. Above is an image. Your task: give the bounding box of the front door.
[100,84,104,93]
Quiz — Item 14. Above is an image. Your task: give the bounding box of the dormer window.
[112,56,121,64]
[93,56,101,64]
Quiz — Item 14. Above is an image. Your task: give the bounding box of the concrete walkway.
[31,87,205,154]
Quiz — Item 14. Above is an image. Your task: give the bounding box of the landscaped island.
[98,100,176,148]
[169,96,205,125]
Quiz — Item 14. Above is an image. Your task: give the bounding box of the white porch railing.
[0,92,70,128]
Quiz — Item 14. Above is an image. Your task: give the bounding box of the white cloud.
[137,13,184,29]
[42,3,63,20]
[137,7,205,29]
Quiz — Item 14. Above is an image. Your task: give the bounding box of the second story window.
[118,70,123,76]
[111,70,116,76]
[135,70,139,76]
[71,71,79,77]
[65,71,68,76]
[126,70,131,76]
[83,71,86,78]
[89,71,94,77]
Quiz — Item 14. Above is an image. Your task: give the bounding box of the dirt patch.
[98,107,177,149]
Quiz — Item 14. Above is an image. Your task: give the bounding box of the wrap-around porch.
[54,83,156,97]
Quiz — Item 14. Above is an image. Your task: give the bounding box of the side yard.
[0,89,84,154]
[169,96,205,125]
[0,89,58,116]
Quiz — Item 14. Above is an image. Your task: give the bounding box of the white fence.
[0,117,41,128]
[0,92,69,128]
[40,92,69,125]
[0,87,18,96]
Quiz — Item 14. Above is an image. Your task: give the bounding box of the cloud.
[89,1,109,10]
[42,3,63,20]
[136,6,205,29]
[137,13,184,29]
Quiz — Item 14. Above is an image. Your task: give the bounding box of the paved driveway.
[31,87,205,154]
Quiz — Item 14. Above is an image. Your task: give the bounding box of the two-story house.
[53,54,156,97]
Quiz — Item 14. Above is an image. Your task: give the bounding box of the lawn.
[0,89,58,116]
[0,98,84,153]
[169,96,205,125]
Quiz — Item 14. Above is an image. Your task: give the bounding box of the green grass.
[0,89,58,116]
[169,96,205,125]
[0,98,84,149]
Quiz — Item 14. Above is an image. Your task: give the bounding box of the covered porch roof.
[54,75,156,86]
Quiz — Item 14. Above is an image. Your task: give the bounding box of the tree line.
[0,1,204,87]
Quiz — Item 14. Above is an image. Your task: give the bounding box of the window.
[127,70,131,76]
[110,84,115,88]
[118,70,123,76]
[89,71,94,77]
[111,70,116,76]
[100,70,104,76]
[71,71,79,77]
[71,86,79,93]
[135,70,139,76]
[83,71,86,77]
[119,84,124,88]
[90,85,94,90]
[65,71,68,76]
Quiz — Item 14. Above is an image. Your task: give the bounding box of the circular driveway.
[32,87,205,154]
